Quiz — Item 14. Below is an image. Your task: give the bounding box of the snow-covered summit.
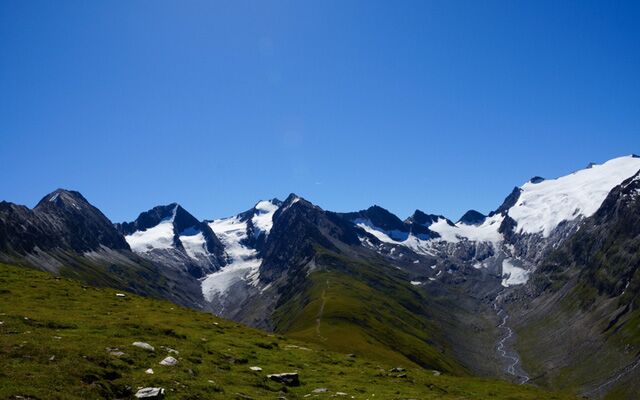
[507,155,640,237]
[116,204,225,275]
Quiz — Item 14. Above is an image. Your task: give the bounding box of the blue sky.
[1,1,639,223]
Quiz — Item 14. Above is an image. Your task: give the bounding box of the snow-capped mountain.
[116,203,225,278]
[345,155,640,287]
[2,154,639,398]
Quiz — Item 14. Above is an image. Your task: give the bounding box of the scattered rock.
[106,347,125,357]
[389,367,405,372]
[159,356,178,366]
[145,368,154,374]
[346,353,356,358]
[52,336,61,340]
[134,387,165,399]
[267,372,300,386]
[312,388,328,393]
[283,344,311,351]
[132,342,155,351]
[160,346,179,354]
[249,366,262,371]
[432,370,441,376]
[116,293,126,297]
[49,355,55,361]
[335,392,348,396]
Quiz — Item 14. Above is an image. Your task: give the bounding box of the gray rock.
[159,356,178,366]
[134,387,165,399]
[312,387,328,393]
[267,372,300,386]
[106,347,125,357]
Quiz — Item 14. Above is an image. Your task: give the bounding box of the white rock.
[115,293,126,297]
[132,342,155,351]
[159,356,178,366]
[249,366,262,371]
[134,387,165,399]
[145,368,154,374]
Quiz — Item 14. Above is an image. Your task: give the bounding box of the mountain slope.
[509,170,640,399]
[229,195,504,376]
[0,189,207,309]
[0,263,577,400]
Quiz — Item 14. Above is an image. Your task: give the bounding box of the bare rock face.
[0,189,129,254]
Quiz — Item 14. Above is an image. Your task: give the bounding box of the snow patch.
[179,231,209,259]
[501,259,529,287]
[251,200,279,237]
[125,206,177,253]
[425,214,504,244]
[354,219,408,242]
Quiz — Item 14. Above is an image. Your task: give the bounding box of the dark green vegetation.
[0,264,576,399]
[511,174,640,399]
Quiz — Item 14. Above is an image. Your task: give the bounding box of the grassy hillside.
[272,250,468,374]
[0,263,576,399]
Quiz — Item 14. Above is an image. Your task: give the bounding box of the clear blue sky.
[1,1,639,223]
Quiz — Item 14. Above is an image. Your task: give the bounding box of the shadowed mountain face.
[0,189,129,254]
[0,190,208,309]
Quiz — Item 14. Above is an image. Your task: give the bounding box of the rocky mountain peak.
[457,209,487,225]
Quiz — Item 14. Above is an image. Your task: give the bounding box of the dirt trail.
[315,280,329,341]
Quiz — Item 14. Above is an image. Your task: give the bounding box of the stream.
[493,294,530,384]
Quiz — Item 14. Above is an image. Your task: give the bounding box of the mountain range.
[2,155,640,399]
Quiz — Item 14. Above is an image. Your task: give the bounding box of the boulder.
[132,342,155,351]
[267,372,300,386]
[159,356,178,366]
[134,387,165,399]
